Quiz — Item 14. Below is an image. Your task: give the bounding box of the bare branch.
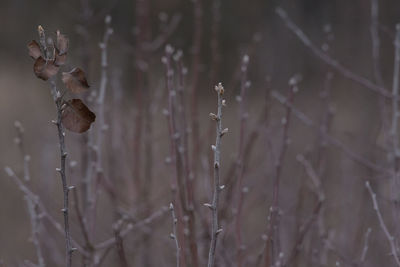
[275,7,391,98]
[365,181,400,266]
[207,82,226,267]
[169,203,180,267]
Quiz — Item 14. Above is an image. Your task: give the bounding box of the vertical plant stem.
[51,79,74,267]
[265,76,300,267]
[207,83,226,267]
[37,25,74,267]
[235,54,250,267]
[170,203,180,267]
[175,51,199,267]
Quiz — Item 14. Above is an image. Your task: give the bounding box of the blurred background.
[2,0,400,266]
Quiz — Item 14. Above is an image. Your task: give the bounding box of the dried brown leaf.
[55,49,67,66]
[62,68,90,93]
[56,30,69,55]
[33,57,59,81]
[61,99,96,133]
[27,40,42,59]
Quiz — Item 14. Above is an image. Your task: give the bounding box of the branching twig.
[275,7,391,98]
[271,90,388,174]
[265,75,300,266]
[94,206,169,250]
[365,181,400,266]
[113,219,129,267]
[207,82,227,267]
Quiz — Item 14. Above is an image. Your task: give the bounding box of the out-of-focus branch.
[94,206,168,250]
[169,203,180,267]
[113,219,129,267]
[360,228,372,263]
[275,7,391,98]
[365,181,400,266]
[271,90,388,174]
[4,167,87,256]
[265,75,300,267]
[235,54,250,267]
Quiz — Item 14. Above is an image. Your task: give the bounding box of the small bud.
[4,167,14,177]
[222,99,227,106]
[203,203,214,209]
[219,185,225,190]
[209,113,218,120]
[221,128,229,136]
[165,44,174,54]
[56,168,61,172]
[211,145,216,151]
[68,186,75,191]
[170,233,176,239]
[242,54,249,64]
[169,203,174,210]
[70,247,77,252]
[216,228,223,234]
[105,15,112,24]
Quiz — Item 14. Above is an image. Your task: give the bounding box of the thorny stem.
[207,83,226,267]
[365,181,400,266]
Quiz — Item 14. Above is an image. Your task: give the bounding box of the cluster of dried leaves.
[27,27,95,133]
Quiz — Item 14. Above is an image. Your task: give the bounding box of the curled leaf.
[62,68,90,93]
[61,99,96,133]
[28,40,42,59]
[54,30,68,66]
[56,30,69,55]
[33,57,59,81]
[55,49,67,66]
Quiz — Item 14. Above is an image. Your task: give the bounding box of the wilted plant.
[27,26,95,267]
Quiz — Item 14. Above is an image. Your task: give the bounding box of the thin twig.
[235,54,250,267]
[113,219,129,267]
[365,181,400,266]
[94,206,169,250]
[207,82,227,267]
[37,25,75,267]
[275,7,391,98]
[360,228,372,263]
[170,203,180,267]
[265,76,300,267]
[4,167,86,256]
[391,25,400,161]
[271,90,388,174]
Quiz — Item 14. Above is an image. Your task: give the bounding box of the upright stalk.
[37,26,74,267]
[207,83,227,267]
